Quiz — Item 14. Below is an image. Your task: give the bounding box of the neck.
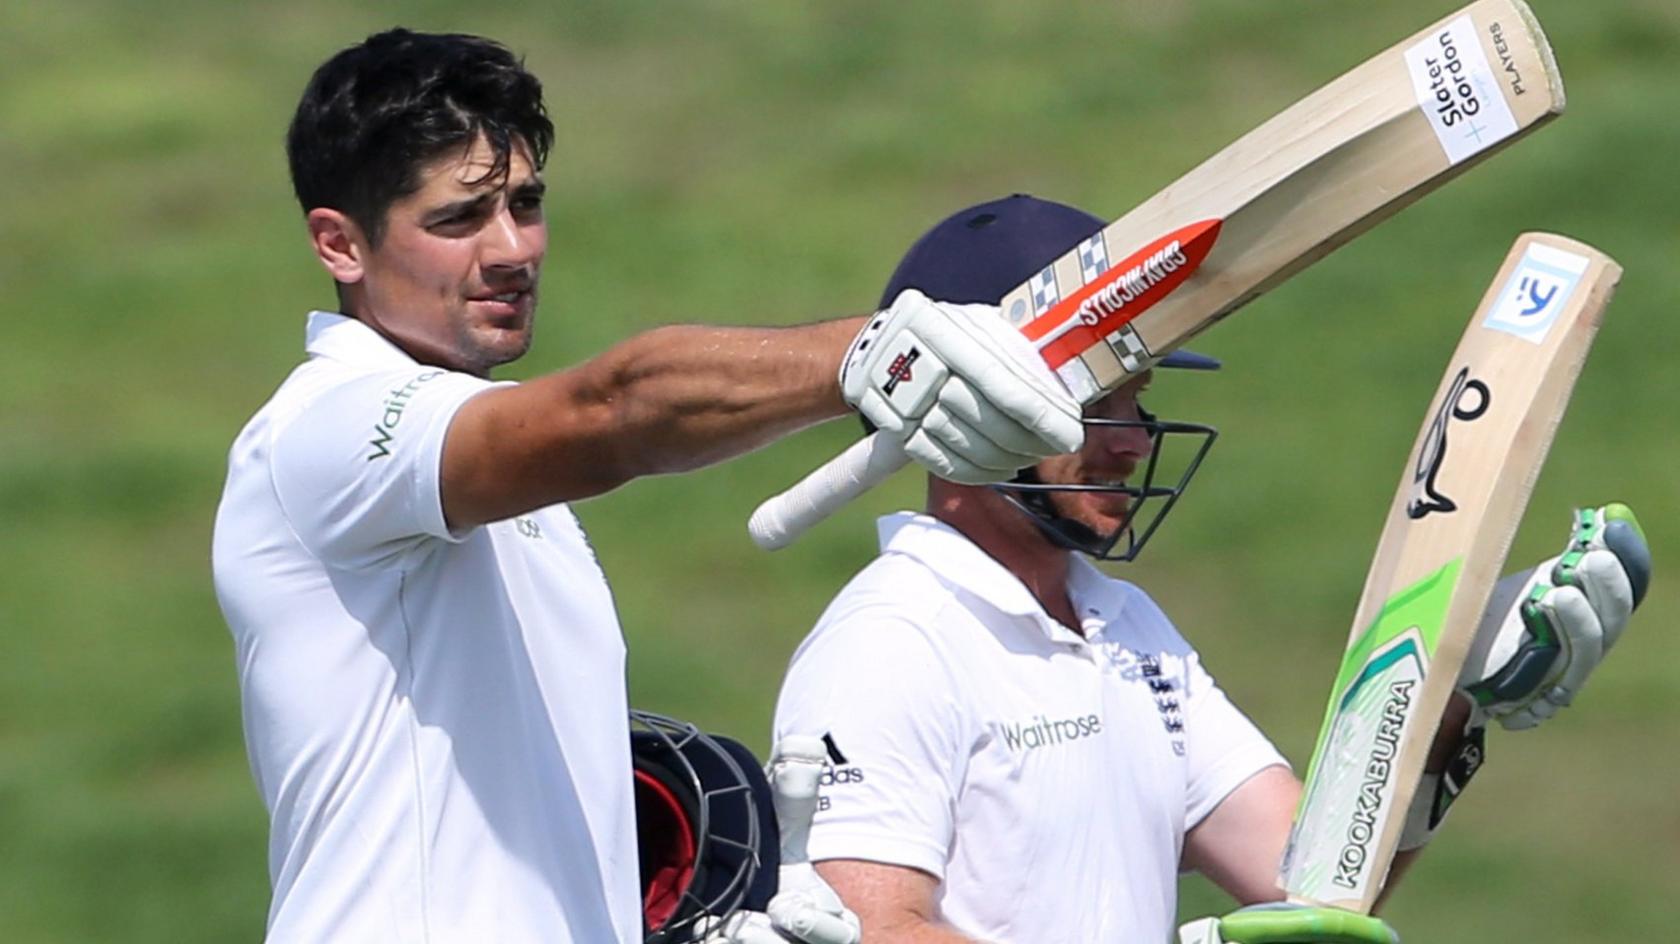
[927,482,1081,633]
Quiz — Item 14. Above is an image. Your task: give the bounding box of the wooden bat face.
[1281,233,1621,912]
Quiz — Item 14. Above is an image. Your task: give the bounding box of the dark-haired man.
[212,31,1082,944]
[772,195,1651,944]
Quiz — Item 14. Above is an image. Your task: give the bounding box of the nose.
[1093,419,1154,463]
[481,205,543,271]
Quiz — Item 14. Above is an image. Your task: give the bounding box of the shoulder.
[1091,571,1190,646]
[262,363,497,468]
[277,361,487,429]
[239,362,502,566]
[776,550,980,720]
[792,550,970,665]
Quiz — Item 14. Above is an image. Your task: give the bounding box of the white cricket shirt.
[212,312,640,943]
[773,513,1286,944]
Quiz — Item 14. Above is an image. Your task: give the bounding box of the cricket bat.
[1278,232,1622,912]
[748,0,1565,551]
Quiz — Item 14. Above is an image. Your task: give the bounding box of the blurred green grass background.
[2,1,1676,940]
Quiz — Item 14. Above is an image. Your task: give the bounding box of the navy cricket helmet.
[883,194,1219,561]
[632,710,779,943]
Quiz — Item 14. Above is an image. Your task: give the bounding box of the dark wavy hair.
[286,29,554,245]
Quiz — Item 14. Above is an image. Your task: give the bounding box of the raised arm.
[442,287,1085,529]
[442,318,860,528]
[1186,505,1649,917]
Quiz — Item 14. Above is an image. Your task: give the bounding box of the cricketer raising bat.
[1278,232,1622,913]
[748,0,1565,551]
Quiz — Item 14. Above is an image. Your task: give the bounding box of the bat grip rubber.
[747,432,909,550]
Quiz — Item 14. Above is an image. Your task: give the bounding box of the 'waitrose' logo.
[367,371,445,460]
[998,713,1102,753]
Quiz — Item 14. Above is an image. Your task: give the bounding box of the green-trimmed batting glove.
[1460,502,1649,729]
[1399,503,1650,851]
[1178,904,1399,944]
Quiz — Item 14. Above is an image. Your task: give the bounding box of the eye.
[427,211,478,234]
[511,193,545,218]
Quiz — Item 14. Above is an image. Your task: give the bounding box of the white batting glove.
[696,908,852,944]
[1178,904,1399,944]
[1399,503,1650,851]
[696,737,859,944]
[841,288,1084,483]
[1460,502,1649,730]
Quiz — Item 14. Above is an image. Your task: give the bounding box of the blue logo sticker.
[1482,243,1590,345]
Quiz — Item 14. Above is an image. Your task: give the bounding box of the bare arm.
[1181,764,1299,905]
[442,317,864,528]
[815,860,987,944]
[1184,696,1474,910]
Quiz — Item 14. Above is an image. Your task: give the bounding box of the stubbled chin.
[1084,494,1134,518]
[458,324,533,372]
[1046,496,1130,536]
[487,329,533,361]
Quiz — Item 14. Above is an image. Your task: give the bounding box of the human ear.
[306,208,367,285]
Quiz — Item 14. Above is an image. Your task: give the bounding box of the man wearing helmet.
[771,195,1651,944]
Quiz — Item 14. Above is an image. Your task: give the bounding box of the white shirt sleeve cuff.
[1185,746,1291,830]
[808,830,949,881]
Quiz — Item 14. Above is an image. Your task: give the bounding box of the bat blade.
[1279,232,1622,913]
[749,0,1564,551]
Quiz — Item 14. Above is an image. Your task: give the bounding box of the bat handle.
[747,432,909,550]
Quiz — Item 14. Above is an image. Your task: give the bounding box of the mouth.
[468,289,535,320]
[1077,478,1136,517]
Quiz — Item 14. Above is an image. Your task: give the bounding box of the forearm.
[1183,765,1300,905]
[859,919,987,944]
[443,317,863,525]
[815,860,989,944]
[575,318,861,476]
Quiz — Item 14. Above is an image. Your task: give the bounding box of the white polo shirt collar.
[304,310,421,368]
[876,512,1128,645]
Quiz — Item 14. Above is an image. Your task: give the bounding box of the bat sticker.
[1021,219,1221,369]
[1403,14,1520,164]
[1482,240,1590,344]
[1406,366,1490,518]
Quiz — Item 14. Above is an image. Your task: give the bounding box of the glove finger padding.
[1179,904,1399,944]
[921,398,1046,470]
[839,290,1083,482]
[899,428,998,484]
[1499,585,1602,730]
[1226,904,1398,944]
[1570,547,1635,649]
[851,388,908,438]
[917,299,1082,450]
[1461,504,1649,730]
[767,890,861,944]
[932,372,1081,458]
[755,737,861,944]
[695,911,793,944]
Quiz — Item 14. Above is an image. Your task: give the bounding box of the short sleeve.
[268,367,502,571]
[1181,653,1290,829]
[773,611,970,880]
